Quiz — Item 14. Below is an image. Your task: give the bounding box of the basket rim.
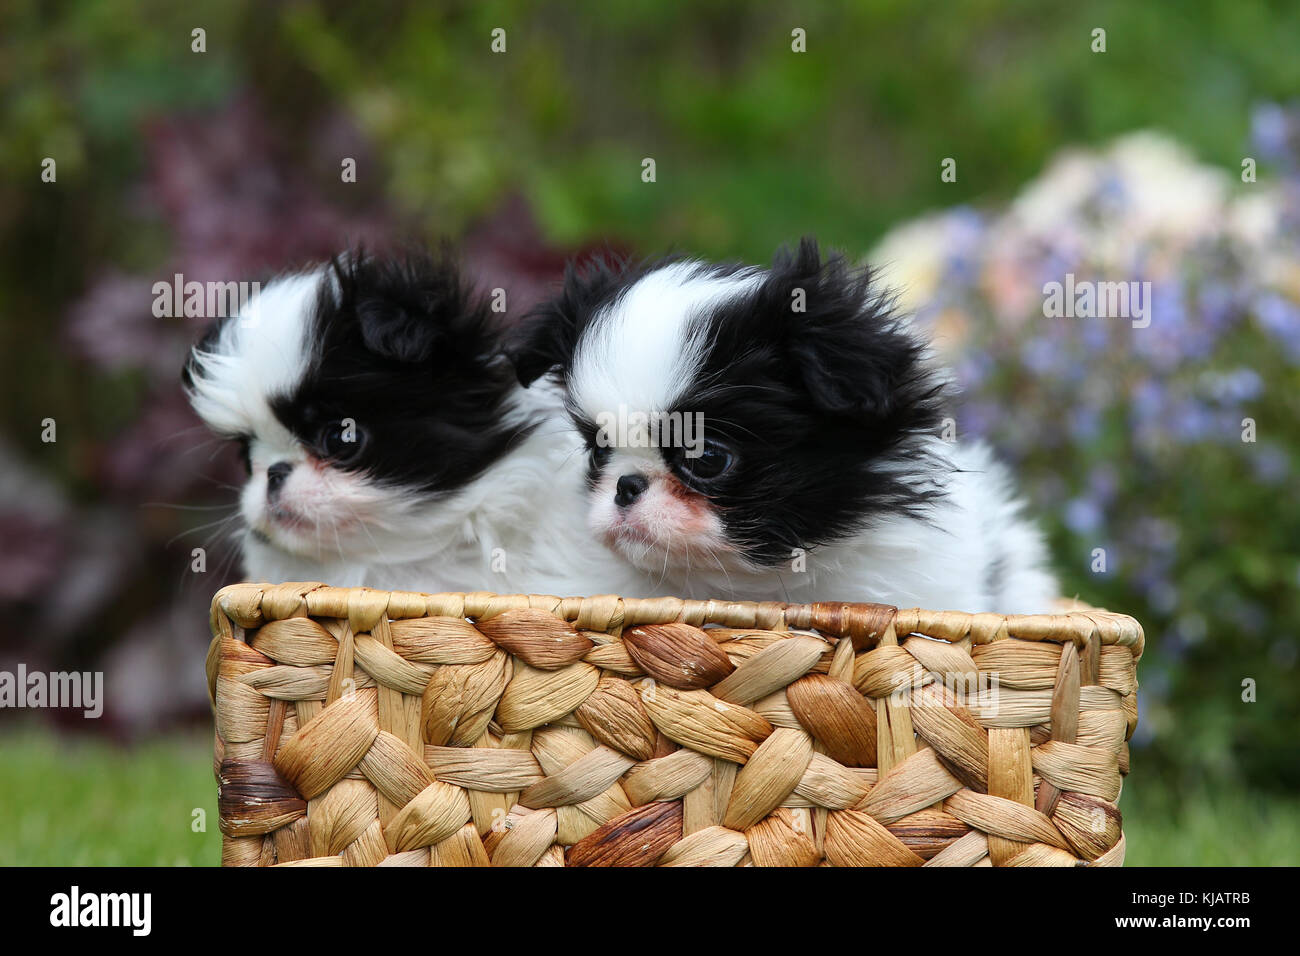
[208,581,1144,662]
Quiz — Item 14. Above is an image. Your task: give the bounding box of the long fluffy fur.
[509,238,1059,612]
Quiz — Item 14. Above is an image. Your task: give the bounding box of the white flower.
[869,212,957,312]
[1004,132,1230,251]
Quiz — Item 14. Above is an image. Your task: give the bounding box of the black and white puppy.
[509,238,1059,612]
[183,249,647,596]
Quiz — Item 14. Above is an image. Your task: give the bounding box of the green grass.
[0,727,221,866]
[1121,778,1300,866]
[1,727,1296,865]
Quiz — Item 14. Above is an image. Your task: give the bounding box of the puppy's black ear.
[507,304,574,386]
[355,293,441,363]
[333,248,483,364]
[774,237,944,425]
[507,254,629,386]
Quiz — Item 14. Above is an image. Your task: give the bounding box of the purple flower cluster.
[872,109,1300,734]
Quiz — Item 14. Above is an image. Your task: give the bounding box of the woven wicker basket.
[207,582,1142,867]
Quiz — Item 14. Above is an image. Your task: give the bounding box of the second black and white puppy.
[509,238,1059,612]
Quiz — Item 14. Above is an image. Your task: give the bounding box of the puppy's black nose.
[266,461,293,500]
[615,473,649,508]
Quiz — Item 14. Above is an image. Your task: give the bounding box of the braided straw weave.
[207,582,1142,867]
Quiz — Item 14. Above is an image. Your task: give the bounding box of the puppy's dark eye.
[588,441,613,473]
[318,420,367,463]
[675,439,735,483]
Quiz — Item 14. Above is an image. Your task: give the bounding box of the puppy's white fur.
[572,262,763,413]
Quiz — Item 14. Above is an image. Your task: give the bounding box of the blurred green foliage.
[7,0,1300,265]
[281,0,1300,256]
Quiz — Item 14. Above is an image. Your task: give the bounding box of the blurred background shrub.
[0,0,1296,861]
[873,126,1300,791]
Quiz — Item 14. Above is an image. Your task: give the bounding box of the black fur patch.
[267,248,530,494]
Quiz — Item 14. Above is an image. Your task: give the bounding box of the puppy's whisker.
[142,501,239,512]
[165,511,241,549]
[154,425,222,451]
